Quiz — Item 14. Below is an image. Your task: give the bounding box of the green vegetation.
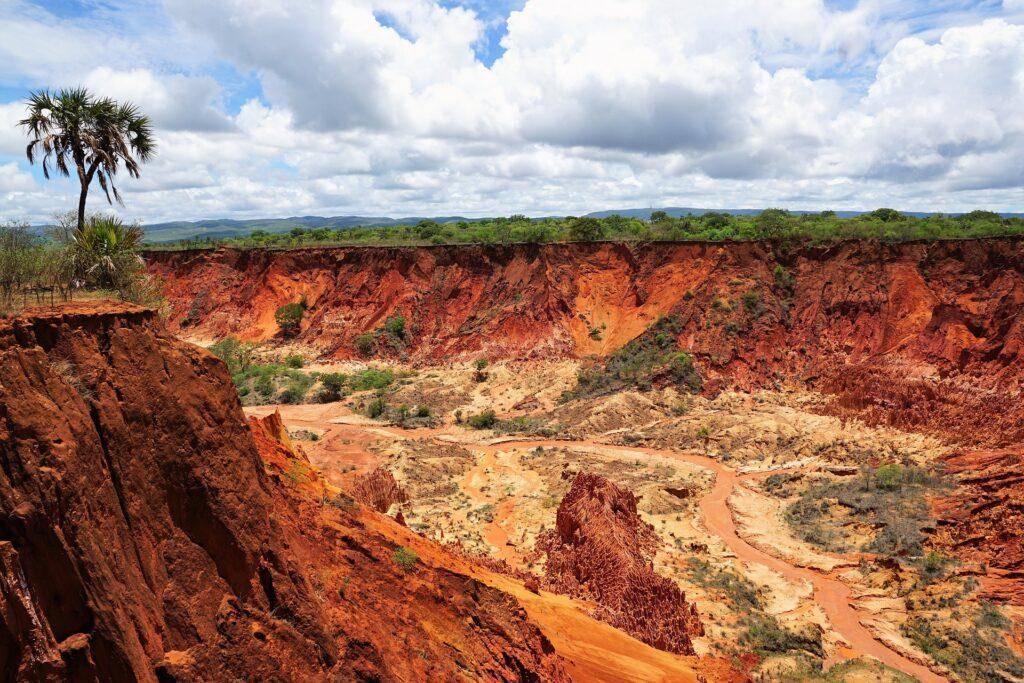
[466,410,497,429]
[783,463,946,558]
[392,546,419,572]
[564,315,701,399]
[208,337,256,375]
[274,302,304,337]
[208,337,397,406]
[739,614,823,658]
[0,215,163,313]
[685,558,760,611]
[473,358,489,382]
[354,332,375,357]
[20,88,154,231]
[351,315,410,357]
[775,658,916,683]
[685,558,822,659]
[152,209,1024,251]
[902,603,1024,682]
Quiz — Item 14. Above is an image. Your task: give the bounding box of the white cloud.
[83,68,233,132]
[1,0,1023,222]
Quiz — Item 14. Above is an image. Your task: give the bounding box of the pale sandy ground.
[247,359,956,681]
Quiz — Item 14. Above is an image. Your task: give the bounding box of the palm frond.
[18,87,155,222]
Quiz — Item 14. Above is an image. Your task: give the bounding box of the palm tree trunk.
[77,183,89,231]
[76,160,100,231]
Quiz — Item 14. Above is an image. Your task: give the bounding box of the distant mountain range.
[140,208,1024,242]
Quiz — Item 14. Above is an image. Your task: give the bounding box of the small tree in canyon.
[275,302,304,337]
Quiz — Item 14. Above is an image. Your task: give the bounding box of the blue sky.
[0,0,1022,222]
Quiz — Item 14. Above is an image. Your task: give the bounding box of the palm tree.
[19,88,155,231]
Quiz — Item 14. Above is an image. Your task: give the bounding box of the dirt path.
[254,406,943,681]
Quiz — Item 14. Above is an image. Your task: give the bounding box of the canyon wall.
[149,239,1024,445]
[0,303,568,681]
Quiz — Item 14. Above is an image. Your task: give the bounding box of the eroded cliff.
[0,303,568,681]
[149,240,1024,445]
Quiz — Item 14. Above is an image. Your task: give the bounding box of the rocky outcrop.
[0,302,567,681]
[350,467,408,515]
[149,239,1024,445]
[933,448,1024,604]
[537,472,703,654]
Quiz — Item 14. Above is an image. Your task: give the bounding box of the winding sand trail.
[253,405,944,681]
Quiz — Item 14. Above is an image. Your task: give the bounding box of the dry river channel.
[254,405,945,682]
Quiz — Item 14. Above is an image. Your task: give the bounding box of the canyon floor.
[241,357,1022,682]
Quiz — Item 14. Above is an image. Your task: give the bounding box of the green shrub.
[466,410,497,429]
[773,264,795,293]
[285,354,305,369]
[564,315,701,399]
[740,614,823,657]
[786,467,944,557]
[903,610,1024,682]
[393,546,419,572]
[741,291,763,316]
[567,217,605,241]
[349,368,395,391]
[209,337,255,375]
[278,374,314,404]
[875,463,903,490]
[754,208,793,240]
[354,332,376,357]
[384,315,406,339]
[317,372,348,402]
[274,302,304,337]
[473,358,489,382]
[366,396,388,419]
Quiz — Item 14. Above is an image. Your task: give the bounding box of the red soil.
[0,302,568,681]
[149,239,1024,444]
[349,467,409,515]
[933,448,1024,604]
[538,472,703,655]
[149,239,1024,611]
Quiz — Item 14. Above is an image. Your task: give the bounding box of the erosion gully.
[258,407,944,682]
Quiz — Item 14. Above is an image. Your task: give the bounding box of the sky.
[0,0,1023,223]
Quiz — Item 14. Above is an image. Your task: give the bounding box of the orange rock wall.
[0,303,567,681]
[149,239,1024,444]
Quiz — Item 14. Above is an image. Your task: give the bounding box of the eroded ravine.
[250,401,946,680]
[477,437,945,682]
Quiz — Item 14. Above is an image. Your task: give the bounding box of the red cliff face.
[350,467,409,516]
[149,239,1024,445]
[0,303,566,681]
[537,472,703,655]
[933,448,1024,604]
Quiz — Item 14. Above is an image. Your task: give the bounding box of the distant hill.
[138,208,1024,242]
[142,215,479,242]
[584,207,1024,220]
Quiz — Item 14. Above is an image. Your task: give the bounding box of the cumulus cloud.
[827,19,1024,186]
[1,0,1023,222]
[83,68,233,132]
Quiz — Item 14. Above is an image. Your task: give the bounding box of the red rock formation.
[537,472,703,654]
[0,302,566,681]
[933,448,1024,604]
[149,239,1024,445]
[350,467,409,515]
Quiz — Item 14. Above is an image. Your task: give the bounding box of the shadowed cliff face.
[0,303,567,681]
